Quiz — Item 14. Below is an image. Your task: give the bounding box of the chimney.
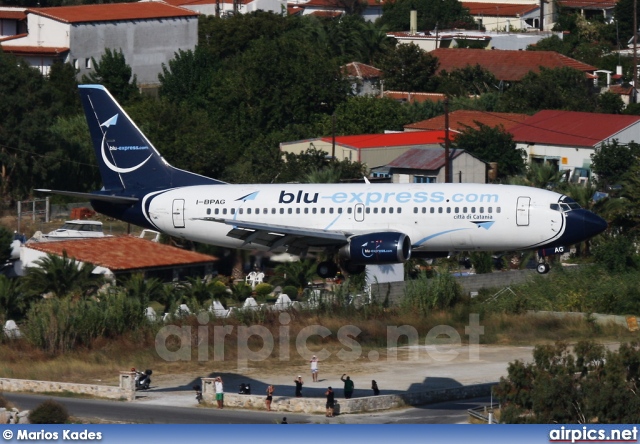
[410,10,417,35]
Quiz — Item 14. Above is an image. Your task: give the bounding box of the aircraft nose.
[562,210,607,244]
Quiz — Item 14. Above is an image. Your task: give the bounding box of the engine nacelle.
[339,232,411,264]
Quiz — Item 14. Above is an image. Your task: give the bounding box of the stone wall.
[370,269,550,305]
[201,377,493,414]
[0,371,135,401]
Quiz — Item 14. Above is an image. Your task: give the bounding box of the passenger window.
[366,208,371,214]
[215,208,219,215]
[279,208,284,214]
[321,208,325,214]
[223,209,227,215]
[430,208,435,214]
[374,208,378,214]
[446,207,451,214]
[488,207,493,214]
[338,208,343,214]
[329,208,334,214]
[255,209,260,214]
[231,209,235,215]
[422,207,427,214]
[413,207,418,214]
[312,208,317,214]
[497,207,501,213]
[389,208,394,214]
[471,207,476,213]
[288,208,292,214]
[438,207,443,214]
[480,207,484,214]
[463,207,467,213]
[347,208,352,214]
[381,208,386,214]
[207,208,211,215]
[397,207,401,214]
[455,207,459,214]
[238,209,243,215]
[296,208,300,214]
[304,208,309,214]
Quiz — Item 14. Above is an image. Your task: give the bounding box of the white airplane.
[38,85,607,276]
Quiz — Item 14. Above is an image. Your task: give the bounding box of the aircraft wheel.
[537,263,550,274]
[317,261,338,279]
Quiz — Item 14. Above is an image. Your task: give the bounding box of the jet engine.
[338,232,411,264]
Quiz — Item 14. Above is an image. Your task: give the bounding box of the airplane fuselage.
[135,182,567,253]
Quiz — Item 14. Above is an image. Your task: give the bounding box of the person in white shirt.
[310,355,319,382]
[214,376,224,409]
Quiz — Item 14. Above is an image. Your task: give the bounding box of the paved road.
[2,393,489,424]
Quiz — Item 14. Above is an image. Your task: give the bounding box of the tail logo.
[100,114,153,174]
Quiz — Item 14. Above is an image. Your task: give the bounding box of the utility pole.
[444,97,451,183]
[634,0,638,103]
[539,0,544,31]
[331,113,336,161]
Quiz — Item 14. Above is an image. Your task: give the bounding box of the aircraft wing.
[194,217,351,255]
[35,189,139,204]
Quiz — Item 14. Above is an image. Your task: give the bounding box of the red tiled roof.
[27,236,217,271]
[383,91,447,103]
[1,45,68,55]
[0,33,27,42]
[28,3,197,24]
[0,9,27,20]
[406,110,530,132]
[288,5,303,15]
[163,0,253,5]
[320,131,448,149]
[303,0,346,6]
[557,0,617,9]
[309,10,342,17]
[430,48,596,81]
[388,147,465,169]
[609,84,633,95]
[461,2,538,16]
[510,110,640,148]
[342,62,382,79]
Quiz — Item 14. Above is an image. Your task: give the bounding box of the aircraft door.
[354,203,365,222]
[172,199,185,228]
[516,196,530,226]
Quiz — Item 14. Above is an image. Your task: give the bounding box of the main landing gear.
[536,261,550,274]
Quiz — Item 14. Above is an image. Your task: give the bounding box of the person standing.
[214,376,224,409]
[325,386,335,417]
[371,380,380,396]
[266,384,274,411]
[341,374,354,399]
[294,375,303,397]
[310,355,319,382]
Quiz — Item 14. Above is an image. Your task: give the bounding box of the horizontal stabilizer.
[35,189,139,204]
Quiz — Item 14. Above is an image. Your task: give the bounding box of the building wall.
[184,0,286,16]
[519,143,595,180]
[69,16,198,86]
[9,14,70,46]
[450,153,487,183]
[0,18,18,37]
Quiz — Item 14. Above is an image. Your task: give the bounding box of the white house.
[510,110,640,183]
[0,2,198,87]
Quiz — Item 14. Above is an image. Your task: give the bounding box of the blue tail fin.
[79,85,224,194]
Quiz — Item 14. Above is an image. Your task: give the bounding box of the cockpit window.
[554,196,582,212]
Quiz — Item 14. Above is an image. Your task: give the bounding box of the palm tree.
[273,259,318,296]
[120,273,164,308]
[20,251,101,300]
[0,275,22,321]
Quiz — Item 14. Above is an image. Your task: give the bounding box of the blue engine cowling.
[338,232,412,264]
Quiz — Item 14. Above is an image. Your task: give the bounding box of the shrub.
[282,285,299,300]
[28,399,69,424]
[0,395,8,409]
[254,283,273,301]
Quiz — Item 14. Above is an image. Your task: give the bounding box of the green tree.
[158,46,216,107]
[378,43,439,92]
[590,140,640,189]
[453,123,526,179]
[272,260,318,296]
[0,51,58,203]
[596,91,624,114]
[81,48,139,104]
[496,67,599,113]
[20,252,101,300]
[0,275,22,321]
[434,65,499,97]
